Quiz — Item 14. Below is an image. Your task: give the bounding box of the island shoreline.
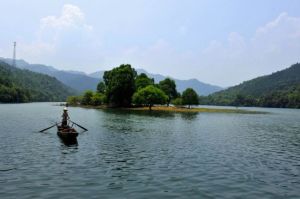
[67,104,267,114]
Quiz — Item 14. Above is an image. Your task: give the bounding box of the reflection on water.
[180,112,198,120]
[0,103,299,198]
[59,138,78,147]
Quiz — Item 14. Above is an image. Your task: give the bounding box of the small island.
[67,64,263,114]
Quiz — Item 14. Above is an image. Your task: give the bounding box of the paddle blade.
[39,124,56,132]
[70,120,88,131]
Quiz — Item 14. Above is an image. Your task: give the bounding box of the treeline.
[0,61,75,103]
[67,64,200,110]
[201,63,300,108]
[201,85,300,108]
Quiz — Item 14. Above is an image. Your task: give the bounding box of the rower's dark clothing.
[62,111,70,127]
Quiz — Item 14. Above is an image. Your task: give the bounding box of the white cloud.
[111,13,300,87]
[16,4,98,69]
[40,4,92,31]
[6,9,300,87]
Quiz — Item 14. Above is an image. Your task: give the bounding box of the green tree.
[172,97,183,106]
[159,78,178,106]
[81,90,94,105]
[132,85,167,110]
[67,96,82,105]
[103,64,137,107]
[233,94,246,107]
[97,81,106,94]
[135,73,154,90]
[91,93,105,106]
[182,88,199,108]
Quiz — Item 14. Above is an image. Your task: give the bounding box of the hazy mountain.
[1,58,222,95]
[89,68,223,95]
[203,63,300,108]
[0,61,75,102]
[0,58,99,92]
[89,70,105,79]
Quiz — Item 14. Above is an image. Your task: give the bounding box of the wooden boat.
[57,125,79,142]
[39,107,87,145]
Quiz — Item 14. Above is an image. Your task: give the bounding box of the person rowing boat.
[39,107,87,145]
[62,107,70,128]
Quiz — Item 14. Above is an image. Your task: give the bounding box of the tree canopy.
[159,78,178,106]
[103,64,137,107]
[132,85,168,110]
[182,88,199,108]
[97,81,106,94]
[81,90,94,105]
[135,73,154,90]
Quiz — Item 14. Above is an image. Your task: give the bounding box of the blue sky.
[1,0,300,87]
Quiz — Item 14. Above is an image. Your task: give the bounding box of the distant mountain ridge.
[1,58,222,95]
[0,58,99,93]
[89,69,223,95]
[0,60,75,102]
[203,63,300,108]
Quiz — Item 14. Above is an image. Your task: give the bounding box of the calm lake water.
[0,103,299,198]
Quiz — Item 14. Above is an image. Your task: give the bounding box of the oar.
[39,124,57,132]
[69,120,88,131]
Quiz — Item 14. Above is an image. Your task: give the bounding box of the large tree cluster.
[68,64,200,109]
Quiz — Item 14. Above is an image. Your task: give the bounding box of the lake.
[0,103,299,198]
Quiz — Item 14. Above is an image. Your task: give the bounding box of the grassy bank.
[68,104,266,114]
[124,106,265,114]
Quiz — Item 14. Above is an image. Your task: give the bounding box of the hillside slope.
[203,63,300,108]
[0,61,75,102]
[0,58,99,92]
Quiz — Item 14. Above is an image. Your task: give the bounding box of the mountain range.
[203,63,300,108]
[0,60,75,102]
[0,58,223,95]
[0,58,99,92]
[88,69,223,95]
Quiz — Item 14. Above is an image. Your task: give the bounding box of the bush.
[132,85,168,110]
[91,93,105,106]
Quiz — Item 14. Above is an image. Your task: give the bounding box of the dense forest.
[67,64,200,110]
[0,61,76,103]
[201,63,300,108]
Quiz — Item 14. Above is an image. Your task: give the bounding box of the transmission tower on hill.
[12,41,16,67]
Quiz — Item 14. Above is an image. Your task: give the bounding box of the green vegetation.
[103,64,137,107]
[202,63,300,108]
[127,106,264,114]
[158,78,178,106]
[96,82,106,93]
[172,97,183,106]
[81,90,94,105]
[68,63,300,110]
[132,85,168,110]
[67,90,105,106]
[91,93,106,106]
[66,95,82,105]
[0,61,75,103]
[182,88,199,108]
[68,64,202,110]
[135,73,154,90]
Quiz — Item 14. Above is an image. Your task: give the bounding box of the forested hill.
[202,63,300,108]
[0,61,76,103]
[0,58,99,92]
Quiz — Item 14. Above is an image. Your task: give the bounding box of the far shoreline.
[66,104,267,114]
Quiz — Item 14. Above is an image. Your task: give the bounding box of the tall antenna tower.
[12,41,16,67]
